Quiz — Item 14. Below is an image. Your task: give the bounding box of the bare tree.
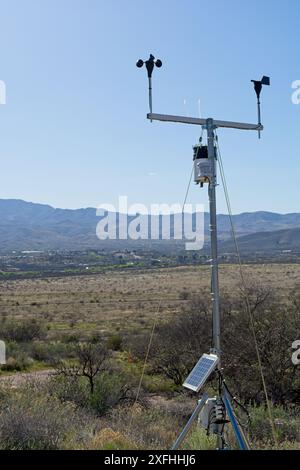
[56,342,111,395]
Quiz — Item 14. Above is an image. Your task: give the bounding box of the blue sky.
[0,0,299,213]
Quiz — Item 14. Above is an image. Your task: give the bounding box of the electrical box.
[193,144,214,184]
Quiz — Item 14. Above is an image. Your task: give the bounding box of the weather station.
[136,54,271,450]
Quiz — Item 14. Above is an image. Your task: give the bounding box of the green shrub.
[0,383,94,450]
[1,341,33,371]
[49,375,90,408]
[107,405,179,449]
[28,341,74,364]
[182,427,217,450]
[107,334,123,351]
[60,332,81,344]
[91,428,137,450]
[249,405,300,444]
[89,372,128,415]
[50,370,131,417]
[0,318,47,343]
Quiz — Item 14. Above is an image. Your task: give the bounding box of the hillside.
[0,199,300,253]
[220,227,300,254]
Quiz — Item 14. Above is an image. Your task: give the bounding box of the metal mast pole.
[206,118,221,359]
[207,118,222,449]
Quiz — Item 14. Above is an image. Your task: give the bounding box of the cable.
[182,165,194,214]
[182,128,204,213]
[215,131,279,447]
[225,387,251,427]
[218,370,251,428]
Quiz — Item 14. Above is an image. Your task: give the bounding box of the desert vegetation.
[0,264,300,449]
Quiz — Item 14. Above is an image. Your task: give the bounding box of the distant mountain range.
[0,199,300,254]
[220,227,300,254]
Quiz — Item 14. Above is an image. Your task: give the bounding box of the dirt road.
[0,369,55,388]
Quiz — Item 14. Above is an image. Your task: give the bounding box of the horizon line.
[0,198,298,217]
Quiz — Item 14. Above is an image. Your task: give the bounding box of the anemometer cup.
[136,54,162,78]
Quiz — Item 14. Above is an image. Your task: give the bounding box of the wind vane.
[251,75,270,138]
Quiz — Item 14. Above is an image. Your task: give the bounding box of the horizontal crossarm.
[147,113,263,131]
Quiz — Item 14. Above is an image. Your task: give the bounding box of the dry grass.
[0,263,299,339]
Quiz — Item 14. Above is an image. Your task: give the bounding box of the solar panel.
[183,353,219,392]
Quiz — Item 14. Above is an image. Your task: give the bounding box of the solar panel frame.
[183,353,219,392]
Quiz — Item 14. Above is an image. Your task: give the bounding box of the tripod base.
[172,391,250,451]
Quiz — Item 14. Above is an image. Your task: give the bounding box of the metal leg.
[222,390,250,450]
[172,394,208,450]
